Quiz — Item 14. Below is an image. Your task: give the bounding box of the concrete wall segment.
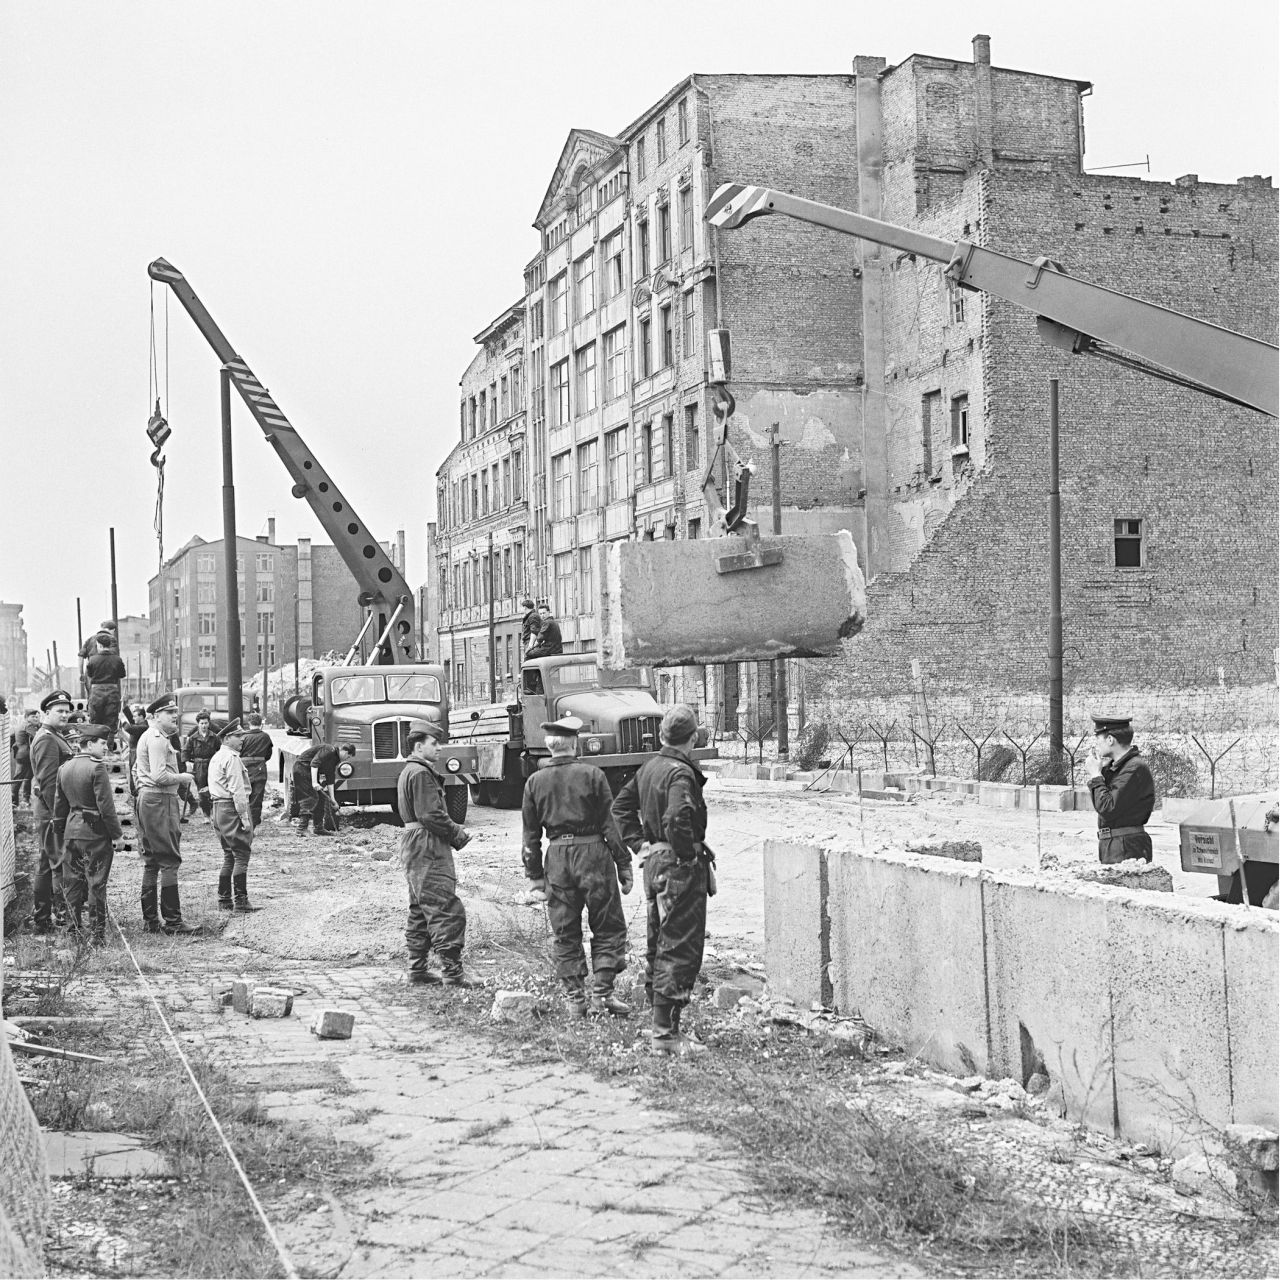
[1223,911,1280,1131]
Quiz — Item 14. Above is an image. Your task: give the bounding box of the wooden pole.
[1048,379,1064,769]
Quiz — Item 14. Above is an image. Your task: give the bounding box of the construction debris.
[310,1010,356,1039]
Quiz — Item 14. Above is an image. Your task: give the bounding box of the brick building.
[814,37,1278,706]
[148,519,408,687]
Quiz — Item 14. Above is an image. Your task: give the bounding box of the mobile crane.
[148,260,476,820]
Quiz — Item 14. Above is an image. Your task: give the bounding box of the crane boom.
[705,184,1278,418]
[148,258,416,663]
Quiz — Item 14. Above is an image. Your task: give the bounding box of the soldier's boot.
[217,874,234,911]
[563,975,588,1018]
[588,969,631,1018]
[440,952,484,989]
[141,872,163,934]
[650,997,706,1057]
[159,884,203,937]
[295,809,311,834]
[407,953,442,986]
[232,874,260,913]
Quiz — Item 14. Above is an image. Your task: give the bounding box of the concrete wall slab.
[827,847,988,1076]
[762,840,828,1008]
[1223,912,1280,1129]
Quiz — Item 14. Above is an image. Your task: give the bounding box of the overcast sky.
[1,0,1275,678]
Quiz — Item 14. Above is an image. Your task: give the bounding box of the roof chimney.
[396,529,407,573]
[973,34,994,168]
[268,516,276,544]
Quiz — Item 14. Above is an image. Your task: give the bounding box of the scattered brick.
[249,988,294,1019]
[310,1009,355,1040]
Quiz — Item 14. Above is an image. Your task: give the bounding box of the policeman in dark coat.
[52,724,123,942]
[1086,714,1156,864]
[84,636,127,749]
[612,704,713,1056]
[12,708,39,807]
[30,690,76,932]
[397,720,479,987]
[290,740,354,834]
[238,712,275,828]
[522,716,633,1017]
[524,609,563,659]
[183,711,221,819]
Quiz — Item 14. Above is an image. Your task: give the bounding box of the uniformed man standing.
[1086,714,1156,864]
[52,724,123,943]
[612,705,712,1056]
[239,712,275,829]
[84,635,127,750]
[29,690,75,933]
[209,721,258,912]
[522,716,633,1016]
[12,708,39,808]
[135,694,201,935]
[183,711,221,820]
[290,740,354,834]
[397,721,480,988]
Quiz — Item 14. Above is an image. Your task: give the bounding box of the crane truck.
[148,259,476,821]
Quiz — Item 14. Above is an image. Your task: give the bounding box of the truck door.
[521,666,548,753]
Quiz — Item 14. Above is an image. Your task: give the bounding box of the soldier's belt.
[1098,826,1146,838]
[548,833,604,844]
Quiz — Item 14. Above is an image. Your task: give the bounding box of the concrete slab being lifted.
[600,530,866,668]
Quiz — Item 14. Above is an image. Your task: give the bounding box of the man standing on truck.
[519,597,542,658]
[290,740,355,835]
[52,724,123,943]
[84,634,127,751]
[522,716,633,1017]
[135,694,201,936]
[1085,714,1155,865]
[397,721,480,988]
[612,704,713,1057]
[29,690,75,933]
[238,712,275,829]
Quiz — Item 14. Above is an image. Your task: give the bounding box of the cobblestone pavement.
[180,961,919,1279]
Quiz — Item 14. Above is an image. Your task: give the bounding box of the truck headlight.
[337,762,354,778]
[586,736,604,754]
[446,757,461,773]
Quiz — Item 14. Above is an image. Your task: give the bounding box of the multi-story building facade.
[432,43,1277,728]
[0,602,28,698]
[113,614,153,703]
[435,305,530,703]
[148,520,408,688]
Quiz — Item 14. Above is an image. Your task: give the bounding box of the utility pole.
[487,531,497,704]
[51,641,61,693]
[220,368,244,724]
[109,528,120,640]
[293,598,300,696]
[1048,378,1064,771]
[769,424,789,759]
[76,598,83,654]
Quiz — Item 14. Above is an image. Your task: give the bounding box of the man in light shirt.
[209,720,259,913]
[135,694,201,935]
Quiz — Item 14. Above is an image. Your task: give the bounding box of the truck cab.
[175,686,230,739]
[302,664,476,821]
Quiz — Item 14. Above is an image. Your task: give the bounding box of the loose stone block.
[489,990,541,1023]
[209,982,232,1011]
[906,839,983,863]
[310,1009,355,1040]
[249,987,294,1018]
[712,983,750,1010]
[1224,1123,1279,1171]
[231,980,252,1014]
[1076,860,1174,892]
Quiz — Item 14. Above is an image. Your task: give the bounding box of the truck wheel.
[445,786,468,823]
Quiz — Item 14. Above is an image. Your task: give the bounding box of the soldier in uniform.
[290,740,354,834]
[239,712,275,829]
[78,620,117,692]
[209,721,258,912]
[84,634,127,750]
[183,711,221,820]
[1086,714,1156,864]
[12,708,39,808]
[613,704,713,1056]
[397,720,480,988]
[136,694,201,935]
[52,724,123,943]
[29,690,76,932]
[522,716,633,1017]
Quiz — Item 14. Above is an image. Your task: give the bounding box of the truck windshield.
[551,663,652,692]
[179,691,228,714]
[329,675,385,706]
[386,673,442,703]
